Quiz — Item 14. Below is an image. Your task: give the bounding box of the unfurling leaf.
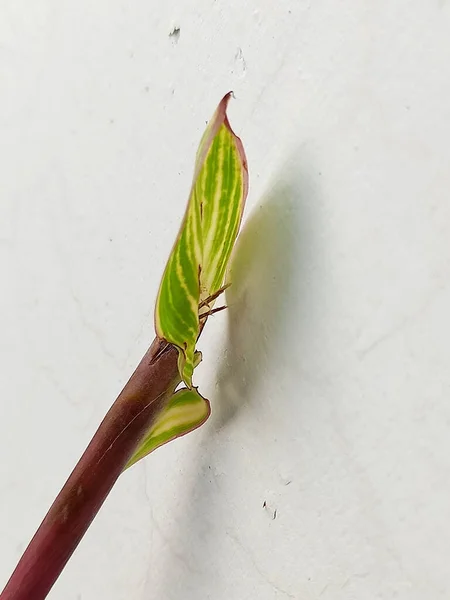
[155,92,248,386]
[125,388,210,469]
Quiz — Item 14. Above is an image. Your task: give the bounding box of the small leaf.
[155,93,248,386]
[124,388,210,469]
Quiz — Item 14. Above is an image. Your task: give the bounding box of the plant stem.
[1,337,179,600]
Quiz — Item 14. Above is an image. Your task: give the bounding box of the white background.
[1,2,450,599]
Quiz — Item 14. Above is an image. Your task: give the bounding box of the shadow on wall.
[150,161,320,598]
[213,170,306,427]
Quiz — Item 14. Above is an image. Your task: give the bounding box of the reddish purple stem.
[1,337,179,600]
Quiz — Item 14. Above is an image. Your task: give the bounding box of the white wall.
[1,2,450,599]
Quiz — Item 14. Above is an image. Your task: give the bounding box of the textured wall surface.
[1,2,450,599]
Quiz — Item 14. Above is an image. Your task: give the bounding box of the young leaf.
[155,92,248,387]
[124,387,210,469]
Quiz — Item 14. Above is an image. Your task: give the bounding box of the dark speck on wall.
[169,26,180,43]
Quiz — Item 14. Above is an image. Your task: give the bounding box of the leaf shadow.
[212,173,304,428]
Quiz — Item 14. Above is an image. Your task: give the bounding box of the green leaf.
[155,92,248,386]
[124,387,210,469]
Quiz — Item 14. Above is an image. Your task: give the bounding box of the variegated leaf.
[124,387,210,469]
[155,93,248,386]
